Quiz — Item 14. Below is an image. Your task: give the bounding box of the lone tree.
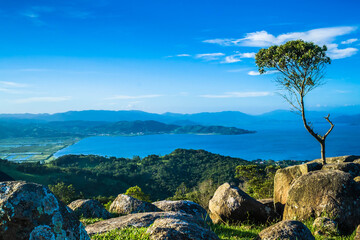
[255,40,334,164]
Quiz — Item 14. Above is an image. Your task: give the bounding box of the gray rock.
[283,170,360,234]
[258,220,314,240]
[109,194,161,214]
[310,155,360,164]
[0,181,89,240]
[153,200,208,220]
[312,217,339,236]
[146,217,219,240]
[208,183,277,224]
[85,211,205,236]
[273,162,322,215]
[322,162,360,177]
[68,199,111,219]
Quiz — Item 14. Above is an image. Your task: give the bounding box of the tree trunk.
[320,140,326,165]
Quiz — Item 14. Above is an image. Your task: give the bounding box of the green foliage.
[91,228,150,240]
[255,40,331,111]
[235,164,279,199]
[48,182,80,204]
[80,217,104,226]
[169,179,219,211]
[124,186,150,202]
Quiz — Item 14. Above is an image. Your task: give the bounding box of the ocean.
[54,123,360,161]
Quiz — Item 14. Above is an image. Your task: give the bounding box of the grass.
[90,228,150,240]
[87,220,357,240]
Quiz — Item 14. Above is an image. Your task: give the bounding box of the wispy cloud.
[106,94,163,100]
[204,26,358,59]
[326,44,358,59]
[195,53,225,61]
[200,91,272,98]
[176,54,191,57]
[0,81,28,88]
[222,52,256,63]
[341,38,358,44]
[13,96,71,103]
[248,70,278,76]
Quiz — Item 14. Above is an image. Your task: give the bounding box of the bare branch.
[323,114,334,139]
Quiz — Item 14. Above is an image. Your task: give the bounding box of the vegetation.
[48,182,82,204]
[124,186,151,202]
[255,40,334,164]
[0,120,254,140]
[0,149,253,201]
[86,220,356,239]
[235,165,279,199]
[91,228,150,240]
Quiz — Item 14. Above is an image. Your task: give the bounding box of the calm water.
[54,124,360,161]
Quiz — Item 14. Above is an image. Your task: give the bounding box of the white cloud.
[0,81,27,88]
[222,52,256,63]
[326,44,358,59]
[248,70,278,76]
[195,53,225,61]
[205,27,356,47]
[341,38,358,44]
[107,94,162,100]
[200,91,272,98]
[13,96,71,103]
[176,54,191,57]
[204,26,358,59]
[248,71,261,76]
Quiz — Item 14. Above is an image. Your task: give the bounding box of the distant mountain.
[0,120,253,139]
[0,109,358,129]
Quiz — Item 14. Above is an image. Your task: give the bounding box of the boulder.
[312,217,339,236]
[258,220,314,240]
[355,225,360,240]
[86,211,205,236]
[283,170,360,234]
[208,183,277,224]
[310,155,360,164]
[109,194,161,214]
[322,162,360,177]
[258,198,275,214]
[273,162,322,215]
[0,181,89,240]
[68,199,111,219]
[153,200,208,220]
[146,217,219,240]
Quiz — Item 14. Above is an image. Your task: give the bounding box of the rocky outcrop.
[68,199,111,219]
[85,211,205,236]
[283,170,360,234]
[209,183,278,224]
[109,194,161,214]
[273,162,322,215]
[258,220,314,240]
[310,155,360,164]
[312,217,339,236]
[153,200,208,220]
[0,181,89,240]
[146,217,219,240]
[321,162,360,177]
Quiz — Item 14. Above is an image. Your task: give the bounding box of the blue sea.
[54,123,360,161]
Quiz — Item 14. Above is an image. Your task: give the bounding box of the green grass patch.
[90,228,150,240]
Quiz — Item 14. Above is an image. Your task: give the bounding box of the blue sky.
[0,0,359,114]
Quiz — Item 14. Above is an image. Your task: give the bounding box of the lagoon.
[54,124,360,161]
